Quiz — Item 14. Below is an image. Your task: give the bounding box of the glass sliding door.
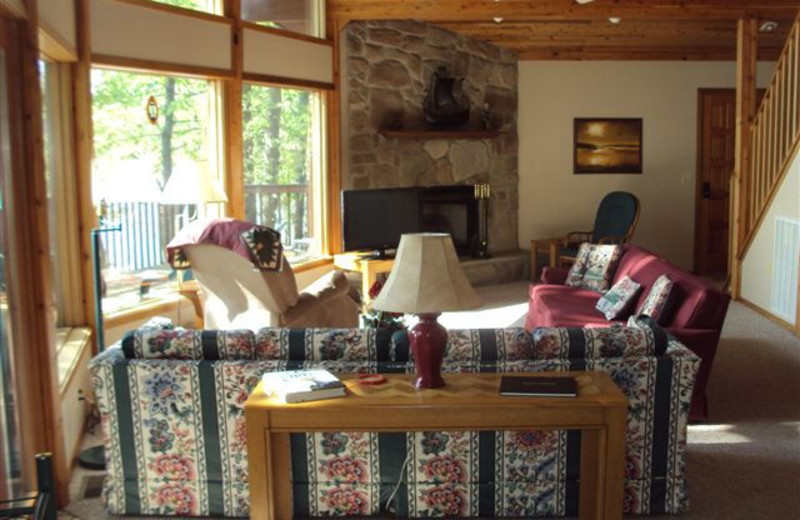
[0,46,23,500]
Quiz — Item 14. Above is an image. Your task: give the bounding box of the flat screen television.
[342,188,420,255]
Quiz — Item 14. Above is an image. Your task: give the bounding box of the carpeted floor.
[61,281,800,519]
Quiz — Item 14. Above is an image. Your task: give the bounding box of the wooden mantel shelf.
[379,128,500,140]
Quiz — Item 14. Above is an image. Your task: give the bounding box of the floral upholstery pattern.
[596,276,642,320]
[565,243,593,287]
[580,244,624,293]
[532,323,669,360]
[637,274,675,324]
[122,329,257,360]
[91,323,698,518]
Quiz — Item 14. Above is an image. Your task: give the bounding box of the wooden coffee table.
[245,371,628,520]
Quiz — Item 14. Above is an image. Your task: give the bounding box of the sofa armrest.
[300,270,351,303]
[281,271,356,326]
[540,266,569,285]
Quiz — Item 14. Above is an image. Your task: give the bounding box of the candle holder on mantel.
[474,184,491,259]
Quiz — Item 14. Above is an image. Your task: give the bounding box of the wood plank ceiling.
[327,0,800,60]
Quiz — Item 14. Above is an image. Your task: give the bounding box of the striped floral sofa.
[90,321,699,518]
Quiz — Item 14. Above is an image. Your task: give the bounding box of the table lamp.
[372,233,481,388]
[161,161,228,218]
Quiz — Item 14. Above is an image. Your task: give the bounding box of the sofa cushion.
[614,245,729,329]
[596,276,641,320]
[565,242,593,287]
[635,274,675,323]
[392,328,534,364]
[581,244,624,293]
[122,328,257,360]
[255,328,395,364]
[527,284,610,329]
[532,323,669,360]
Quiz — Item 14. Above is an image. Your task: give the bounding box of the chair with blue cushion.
[530,191,640,279]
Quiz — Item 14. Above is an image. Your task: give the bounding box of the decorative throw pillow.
[595,276,642,320]
[565,242,593,287]
[636,274,675,324]
[580,244,624,293]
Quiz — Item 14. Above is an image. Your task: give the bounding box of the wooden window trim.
[38,20,77,62]
[242,72,333,91]
[103,294,185,329]
[56,327,92,395]
[292,256,332,274]
[92,53,235,79]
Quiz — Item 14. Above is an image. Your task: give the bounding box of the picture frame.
[574,118,643,174]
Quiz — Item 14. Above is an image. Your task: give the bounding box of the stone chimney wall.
[341,20,519,253]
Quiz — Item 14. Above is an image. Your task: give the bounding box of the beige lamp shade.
[372,233,482,314]
[161,161,228,205]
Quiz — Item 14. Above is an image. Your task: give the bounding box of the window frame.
[84,0,337,323]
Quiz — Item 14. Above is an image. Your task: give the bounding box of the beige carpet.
[61,281,800,519]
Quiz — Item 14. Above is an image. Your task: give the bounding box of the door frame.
[694,88,735,276]
[0,5,68,504]
[694,88,764,277]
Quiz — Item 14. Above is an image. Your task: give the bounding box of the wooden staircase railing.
[738,15,800,259]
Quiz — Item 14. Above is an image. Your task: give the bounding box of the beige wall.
[39,0,76,50]
[741,148,800,325]
[518,61,774,269]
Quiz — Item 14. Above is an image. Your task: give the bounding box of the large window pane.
[0,49,23,501]
[92,68,217,313]
[242,84,323,263]
[242,0,324,38]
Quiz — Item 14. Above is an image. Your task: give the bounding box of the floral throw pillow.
[636,274,675,324]
[565,242,593,287]
[579,244,624,293]
[595,276,642,320]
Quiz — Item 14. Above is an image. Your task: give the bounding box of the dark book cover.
[500,376,578,397]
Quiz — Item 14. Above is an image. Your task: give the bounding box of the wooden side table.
[530,238,561,281]
[333,252,395,305]
[245,371,628,519]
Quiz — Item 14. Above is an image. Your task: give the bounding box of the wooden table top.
[245,372,627,432]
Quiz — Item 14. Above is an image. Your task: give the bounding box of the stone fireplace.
[341,20,519,253]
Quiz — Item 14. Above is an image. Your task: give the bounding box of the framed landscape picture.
[574,118,643,174]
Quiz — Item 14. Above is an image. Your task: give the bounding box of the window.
[242,84,325,263]
[242,0,325,38]
[40,60,78,330]
[149,0,221,15]
[91,68,222,313]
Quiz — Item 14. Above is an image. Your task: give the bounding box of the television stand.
[333,253,396,306]
[361,248,395,260]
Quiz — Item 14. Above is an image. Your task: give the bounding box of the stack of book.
[261,369,346,403]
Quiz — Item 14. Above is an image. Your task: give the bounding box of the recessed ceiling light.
[760,21,779,32]
[575,0,596,4]
[493,17,504,24]
[609,17,621,25]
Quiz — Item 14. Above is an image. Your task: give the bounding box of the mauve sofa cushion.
[612,245,729,330]
[526,284,611,329]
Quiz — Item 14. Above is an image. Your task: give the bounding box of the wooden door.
[695,89,737,275]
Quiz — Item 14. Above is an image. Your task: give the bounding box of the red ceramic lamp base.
[409,313,448,389]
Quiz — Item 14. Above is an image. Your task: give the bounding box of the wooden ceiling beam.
[328,0,800,23]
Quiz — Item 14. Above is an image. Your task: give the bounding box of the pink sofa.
[525,244,730,420]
